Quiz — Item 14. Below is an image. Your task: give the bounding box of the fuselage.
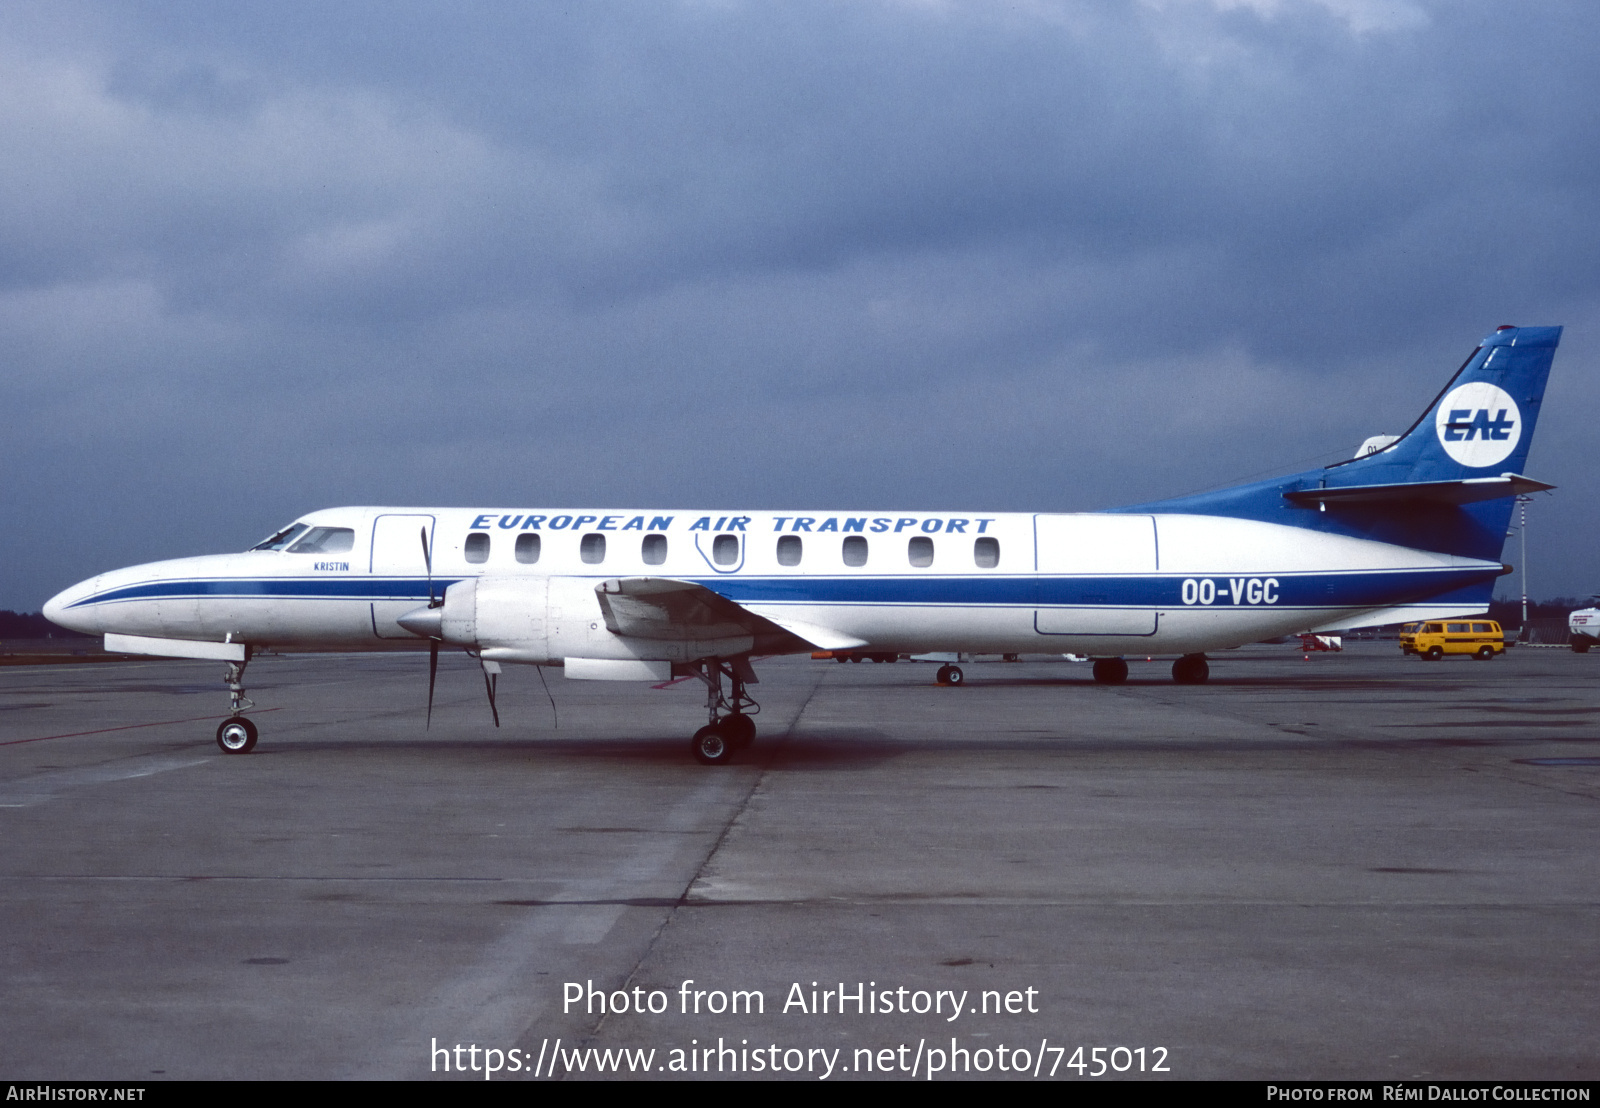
[44,504,1505,663]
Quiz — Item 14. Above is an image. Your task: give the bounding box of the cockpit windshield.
[287,527,355,554]
[251,523,309,551]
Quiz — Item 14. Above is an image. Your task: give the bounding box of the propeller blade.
[420,527,437,606]
[482,659,501,728]
[426,639,438,729]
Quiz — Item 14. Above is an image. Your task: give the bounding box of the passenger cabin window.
[712,534,740,566]
[776,535,803,566]
[515,533,541,564]
[464,532,490,563]
[842,535,868,567]
[288,526,354,554]
[974,536,1000,568]
[642,534,667,565]
[581,533,606,564]
[252,523,308,551]
[1447,622,1469,633]
[908,536,934,567]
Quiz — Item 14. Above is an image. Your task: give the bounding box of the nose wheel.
[216,653,259,753]
[216,716,258,754]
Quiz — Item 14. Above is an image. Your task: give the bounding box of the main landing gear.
[689,656,760,765]
[216,654,258,754]
[935,664,964,686]
[1092,658,1128,685]
[1171,653,1210,684]
[1089,654,1210,685]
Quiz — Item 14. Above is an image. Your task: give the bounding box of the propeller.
[420,527,441,608]
[413,526,499,729]
[427,639,439,729]
[420,526,440,729]
[482,659,501,728]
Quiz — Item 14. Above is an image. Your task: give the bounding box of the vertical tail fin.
[1326,324,1560,485]
[1125,325,1562,563]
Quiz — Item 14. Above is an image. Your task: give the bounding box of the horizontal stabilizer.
[1283,473,1554,508]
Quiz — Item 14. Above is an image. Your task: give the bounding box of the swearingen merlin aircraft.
[45,325,1561,764]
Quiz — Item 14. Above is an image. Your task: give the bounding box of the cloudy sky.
[4,0,1596,612]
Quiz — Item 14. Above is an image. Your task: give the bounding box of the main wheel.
[1424,646,1443,661]
[216,716,258,754]
[1092,658,1128,685]
[944,665,964,686]
[724,713,757,748]
[1475,646,1495,660]
[1573,640,1591,654]
[691,724,734,765]
[1172,654,1210,684]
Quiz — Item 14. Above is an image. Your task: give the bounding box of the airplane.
[43,324,1561,765]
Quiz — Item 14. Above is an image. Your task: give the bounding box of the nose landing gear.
[216,715,258,753]
[216,653,259,754]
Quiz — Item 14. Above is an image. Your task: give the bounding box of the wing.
[594,577,867,652]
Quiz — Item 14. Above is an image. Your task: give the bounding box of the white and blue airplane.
[44,324,1561,763]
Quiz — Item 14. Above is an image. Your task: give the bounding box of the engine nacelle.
[419,576,750,667]
[432,576,550,658]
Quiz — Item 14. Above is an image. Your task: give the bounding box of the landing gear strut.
[689,657,760,765]
[216,652,258,754]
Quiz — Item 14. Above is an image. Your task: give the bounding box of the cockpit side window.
[252,523,309,551]
[288,527,356,554]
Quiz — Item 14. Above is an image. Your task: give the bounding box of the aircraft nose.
[42,577,102,635]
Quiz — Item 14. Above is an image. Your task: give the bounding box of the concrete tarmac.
[1,644,1596,1081]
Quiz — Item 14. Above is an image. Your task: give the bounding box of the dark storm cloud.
[3,1,1597,608]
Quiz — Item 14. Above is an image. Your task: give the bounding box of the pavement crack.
[584,664,830,1045]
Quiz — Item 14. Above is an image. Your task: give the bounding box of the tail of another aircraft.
[1124,325,1563,564]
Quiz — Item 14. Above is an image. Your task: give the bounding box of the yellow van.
[1399,620,1505,660]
